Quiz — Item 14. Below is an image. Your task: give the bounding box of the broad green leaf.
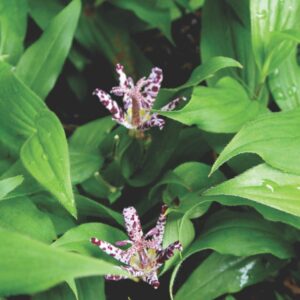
[173,194,300,230]
[81,171,123,205]
[17,0,81,99]
[52,222,126,258]
[160,77,265,133]
[28,0,62,29]
[125,121,181,187]
[215,195,300,230]
[174,253,284,300]
[69,117,115,153]
[0,227,127,296]
[189,210,296,259]
[21,111,76,218]
[75,277,105,300]
[0,162,42,199]
[269,47,300,110]
[32,194,76,235]
[33,277,105,300]
[163,56,242,92]
[250,0,300,76]
[207,164,300,217]
[0,197,56,243]
[0,62,46,154]
[75,194,123,226]
[76,7,150,76]
[149,162,224,217]
[0,0,28,64]
[170,209,295,299]
[167,127,210,167]
[69,117,115,184]
[161,212,195,273]
[210,108,300,175]
[33,283,75,300]
[110,0,172,41]
[172,162,225,194]
[0,176,23,200]
[201,0,257,91]
[70,151,102,185]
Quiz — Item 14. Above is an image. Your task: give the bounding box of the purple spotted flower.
[91,205,182,289]
[93,64,186,132]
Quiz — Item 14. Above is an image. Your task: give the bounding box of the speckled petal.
[152,205,168,248]
[91,237,130,264]
[93,89,124,123]
[157,240,183,264]
[160,96,186,112]
[138,113,165,131]
[105,274,128,281]
[144,272,160,289]
[123,207,143,242]
[142,67,163,109]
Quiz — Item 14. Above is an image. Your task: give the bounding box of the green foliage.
[1,0,300,299]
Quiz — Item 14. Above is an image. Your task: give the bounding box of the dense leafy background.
[1,0,300,299]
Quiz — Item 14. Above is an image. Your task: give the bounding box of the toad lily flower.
[93,64,186,131]
[91,205,182,289]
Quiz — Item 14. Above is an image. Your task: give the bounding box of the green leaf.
[250,0,300,76]
[165,56,242,92]
[52,222,126,258]
[32,282,75,300]
[81,172,123,205]
[75,7,150,77]
[174,253,284,300]
[0,176,23,200]
[214,195,300,230]
[31,194,76,236]
[190,210,296,259]
[33,277,105,300]
[16,0,81,99]
[75,194,124,226]
[206,163,300,217]
[169,209,296,299]
[110,0,173,41]
[0,162,42,199]
[70,151,103,185]
[201,0,263,97]
[75,277,105,300]
[69,117,115,153]
[0,197,56,243]
[210,108,300,175]
[161,212,195,273]
[0,62,46,154]
[125,121,181,187]
[160,77,266,133]
[269,47,300,110]
[0,227,127,296]
[21,111,76,218]
[0,0,28,64]
[69,117,115,184]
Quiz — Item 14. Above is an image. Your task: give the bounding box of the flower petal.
[142,67,163,109]
[105,274,128,281]
[144,272,160,289]
[93,89,124,123]
[157,240,183,264]
[122,207,143,242]
[138,113,165,131]
[160,96,186,112]
[149,205,168,248]
[115,63,128,88]
[91,237,130,264]
[115,240,132,246]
